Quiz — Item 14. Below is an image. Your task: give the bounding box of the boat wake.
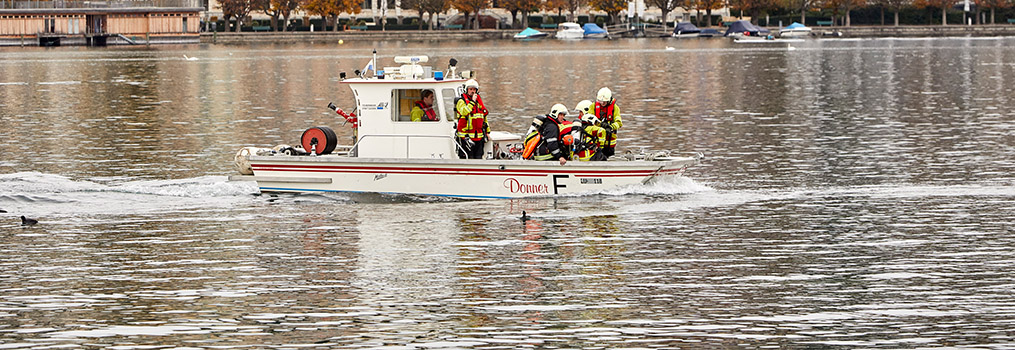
[609,181,1015,219]
[551,176,715,199]
[0,172,259,217]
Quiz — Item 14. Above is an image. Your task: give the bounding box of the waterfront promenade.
[198,24,1015,44]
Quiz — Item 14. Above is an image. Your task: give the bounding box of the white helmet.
[550,103,568,117]
[580,113,601,125]
[464,79,479,90]
[597,87,613,103]
[574,100,593,115]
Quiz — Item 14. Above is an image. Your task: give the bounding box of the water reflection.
[2,38,1015,348]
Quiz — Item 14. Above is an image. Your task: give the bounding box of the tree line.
[217,0,1015,32]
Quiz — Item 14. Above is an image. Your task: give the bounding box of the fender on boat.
[234,146,272,175]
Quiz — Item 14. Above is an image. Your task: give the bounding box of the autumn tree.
[872,0,909,24]
[822,0,864,25]
[589,0,627,24]
[424,0,451,29]
[273,0,303,31]
[220,0,255,31]
[781,0,812,23]
[563,0,588,22]
[501,0,522,28]
[729,0,777,24]
[544,0,568,18]
[401,0,429,28]
[340,0,365,22]
[305,0,342,30]
[502,0,541,28]
[646,0,679,32]
[976,0,1009,24]
[913,0,956,24]
[696,0,723,26]
[453,0,490,29]
[676,0,695,25]
[252,0,282,29]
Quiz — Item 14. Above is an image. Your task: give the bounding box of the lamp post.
[963,0,970,25]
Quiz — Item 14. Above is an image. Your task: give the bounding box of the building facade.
[1,0,202,46]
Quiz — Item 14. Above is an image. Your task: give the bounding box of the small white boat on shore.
[555,22,585,39]
[779,22,813,38]
[232,54,701,199]
[514,27,548,40]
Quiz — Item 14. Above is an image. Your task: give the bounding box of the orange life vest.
[415,100,437,121]
[524,115,573,160]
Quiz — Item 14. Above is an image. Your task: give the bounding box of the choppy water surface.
[1,38,1014,348]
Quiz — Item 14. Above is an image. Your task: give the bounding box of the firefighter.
[455,79,490,159]
[572,102,608,161]
[593,87,623,159]
[523,104,573,166]
[410,90,437,122]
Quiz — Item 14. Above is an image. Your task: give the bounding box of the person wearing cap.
[455,79,490,159]
[410,90,437,122]
[523,104,573,166]
[572,100,608,161]
[593,87,623,159]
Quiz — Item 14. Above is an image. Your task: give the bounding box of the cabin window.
[392,88,438,122]
[441,88,458,121]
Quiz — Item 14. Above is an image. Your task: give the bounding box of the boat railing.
[349,134,466,158]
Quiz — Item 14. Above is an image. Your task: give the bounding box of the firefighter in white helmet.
[523,103,574,166]
[593,87,622,159]
[455,79,490,159]
[572,100,608,161]
[574,100,593,120]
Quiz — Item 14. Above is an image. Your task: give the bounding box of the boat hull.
[555,31,584,39]
[514,33,548,40]
[779,29,812,38]
[248,155,701,199]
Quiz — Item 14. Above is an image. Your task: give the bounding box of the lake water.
[1,37,1014,348]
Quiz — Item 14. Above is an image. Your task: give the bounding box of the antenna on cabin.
[448,58,458,79]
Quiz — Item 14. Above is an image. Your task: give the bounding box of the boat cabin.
[343,56,476,159]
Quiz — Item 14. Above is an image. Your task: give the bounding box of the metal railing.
[0,0,199,9]
[349,134,466,159]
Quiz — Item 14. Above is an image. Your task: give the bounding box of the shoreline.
[200,25,1015,43]
[3,24,1014,47]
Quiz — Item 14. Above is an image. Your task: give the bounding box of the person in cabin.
[572,100,608,161]
[455,79,490,159]
[410,90,437,122]
[523,104,573,166]
[593,87,623,159]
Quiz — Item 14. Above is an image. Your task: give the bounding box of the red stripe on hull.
[250,163,685,177]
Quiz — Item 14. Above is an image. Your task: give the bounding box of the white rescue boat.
[233,54,702,199]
